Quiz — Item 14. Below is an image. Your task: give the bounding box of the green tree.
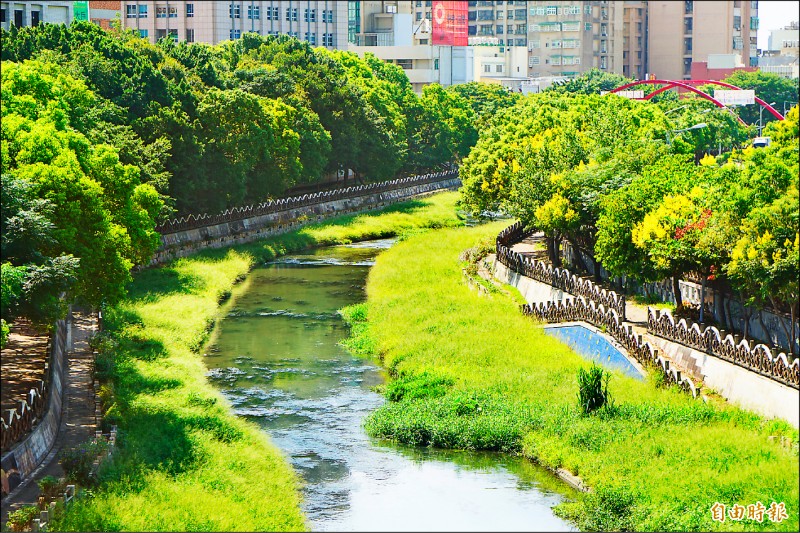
[720,71,799,128]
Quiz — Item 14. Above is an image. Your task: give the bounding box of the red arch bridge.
[608,79,785,125]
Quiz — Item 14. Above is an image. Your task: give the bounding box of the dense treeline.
[0,23,495,217]
[1,23,519,340]
[460,90,799,353]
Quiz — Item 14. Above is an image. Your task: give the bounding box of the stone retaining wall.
[151,176,461,266]
[1,315,69,496]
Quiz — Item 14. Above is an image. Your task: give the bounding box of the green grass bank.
[341,222,800,532]
[51,192,464,532]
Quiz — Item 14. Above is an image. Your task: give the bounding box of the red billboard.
[432,1,468,46]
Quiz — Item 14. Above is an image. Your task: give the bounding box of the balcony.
[353,32,394,46]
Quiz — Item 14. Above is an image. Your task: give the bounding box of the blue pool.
[544,325,645,380]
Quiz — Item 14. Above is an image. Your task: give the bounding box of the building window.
[496,64,503,73]
[230,29,242,39]
[248,5,260,19]
[169,6,177,18]
[478,10,493,21]
[529,56,539,66]
[684,17,692,33]
[186,29,194,42]
[434,58,439,70]
[396,59,412,69]
[683,58,691,76]
[287,8,298,21]
[305,9,316,22]
[230,5,241,18]
[156,6,167,18]
[323,33,334,46]
[416,11,422,21]
[267,7,279,20]
[186,4,194,17]
[139,29,149,38]
[139,4,148,17]
[684,1,693,14]
[169,29,178,42]
[585,22,591,31]
[323,10,334,23]
[126,5,137,18]
[496,24,503,34]
[733,15,741,30]
[306,32,316,45]
[546,6,557,15]
[156,29,167,40]
[517,24,526,33]
[484,64,491,73]
[515,38,526,46]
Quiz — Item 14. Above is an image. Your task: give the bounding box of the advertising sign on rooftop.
[432,1,468,47]
[715,90,755,106]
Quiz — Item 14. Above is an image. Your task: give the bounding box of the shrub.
[59,439,109,487]
[576,363,612,414]
[37,475,64,501]
[1,319,9,348]
[6,505,40,532]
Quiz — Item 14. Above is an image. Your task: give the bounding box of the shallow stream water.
[205,239,577,531]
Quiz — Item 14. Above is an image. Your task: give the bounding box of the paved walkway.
[510,234,650,331]
[1,309,98,525]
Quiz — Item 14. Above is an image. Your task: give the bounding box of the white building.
[1,1,76,29]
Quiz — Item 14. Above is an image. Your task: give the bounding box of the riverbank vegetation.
[343,223,799,531]
[459,93,799,352]
[50,192,463,531]
[0,23,511,341]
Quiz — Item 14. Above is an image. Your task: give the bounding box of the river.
[204,239,577,531]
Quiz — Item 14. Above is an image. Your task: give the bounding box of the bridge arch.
[609,79,785,125]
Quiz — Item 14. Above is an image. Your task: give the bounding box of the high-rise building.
[648,0,758,81]
[119,1,348,48]
[622,0,647,79]
[413,1,628,79]
[526,1,624,78]
[348,1,474,92]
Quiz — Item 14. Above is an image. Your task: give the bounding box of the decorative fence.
[648,308,800,389]
[1,320,67,452]
[496,222,627,319]
[523,298,701,397]
[156,171,457,234]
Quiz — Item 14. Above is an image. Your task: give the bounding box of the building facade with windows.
[648,0,758,80]
[622,0,647,79]
[1,1,76,29]
[348,1,474,92]
[120,1,347,47]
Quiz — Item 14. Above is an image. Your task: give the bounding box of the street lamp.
[758,102,776,136]
[666,122,708,146]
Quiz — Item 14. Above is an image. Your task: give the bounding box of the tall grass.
[343,223,800,532]
[52,192,464,532]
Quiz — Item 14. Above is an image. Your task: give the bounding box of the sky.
[756,1,800,48]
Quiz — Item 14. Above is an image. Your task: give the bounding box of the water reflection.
[206,240,577,531]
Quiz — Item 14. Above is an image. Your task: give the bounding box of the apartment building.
[1,1,76,28]
[760,21,799,79]
[412,1,628,79]
[348,1,473,92]
[622,0,647,79]
[526,1,624,78]
[120,1,347,47]
[649,0,758,80]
